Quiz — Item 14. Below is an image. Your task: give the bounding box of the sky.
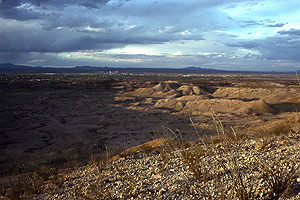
[0,0,300,71]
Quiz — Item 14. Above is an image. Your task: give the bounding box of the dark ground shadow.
[0,75,212,175]
[2,74,298,175]
[271,102,300,114]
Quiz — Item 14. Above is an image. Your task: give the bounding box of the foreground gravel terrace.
[20,132,299,200]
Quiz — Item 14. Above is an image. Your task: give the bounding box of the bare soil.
[1,74,300,175]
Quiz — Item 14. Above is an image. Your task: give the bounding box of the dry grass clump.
[181,145,211,183]
[181,138,299,199]
[258,153,299,199]
[218,153,258,200]
[180,113,300,199]
[0,145,119,200]
[0,165,62,200]
[0,173,43,199]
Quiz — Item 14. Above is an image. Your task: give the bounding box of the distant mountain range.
[0,63,229,74]
[0,63,295,74]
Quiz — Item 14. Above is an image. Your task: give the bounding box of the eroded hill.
[1,73,300,199]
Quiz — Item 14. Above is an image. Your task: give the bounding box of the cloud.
[259,36,300,61]
[0,0,299,70]
[0,17,205,53]
[226,41,260,49]
[278,29,300,36]
[0,22,127,53]
[240,20,265,27]
[0,1,43,20]
[265,23,286,27]
[0,48,295,71]
[0,0,111,20]
[1,0,110,9]
[238,19,287,28]
[1,0,213,54]
[0,0,21,9]
[226,30,300,61]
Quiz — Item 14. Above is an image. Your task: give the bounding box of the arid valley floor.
[1,72,300,199]
[1,73,300,173]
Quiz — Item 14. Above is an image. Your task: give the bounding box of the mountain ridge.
[0,63,296,74]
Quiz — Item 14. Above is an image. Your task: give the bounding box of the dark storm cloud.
[0,0,43,20]
[0,0,110,9]
[1,0,298,70]
[0,52,49,65]
[0,18,204,53]
[0,0,208,54]
[0,31,124,53]
[0,0,110,20]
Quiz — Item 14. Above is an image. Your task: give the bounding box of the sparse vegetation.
[1,74,300,199]
[0,165,62,200]
[2,113,300,199]
[258,153,300,199]
[181,145,211,183]
[180,114,300,199]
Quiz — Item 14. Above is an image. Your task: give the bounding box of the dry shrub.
[0,164,64,200]
[257,153,300,199]
[1,173,44,200]
[181,145,211,182]
[182,112,300,199]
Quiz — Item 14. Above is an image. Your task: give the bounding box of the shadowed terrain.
[0,73,300,175]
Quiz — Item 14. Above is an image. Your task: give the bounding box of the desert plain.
[1,72,300,175]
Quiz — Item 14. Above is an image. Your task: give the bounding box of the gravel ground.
[2,132,300,200]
